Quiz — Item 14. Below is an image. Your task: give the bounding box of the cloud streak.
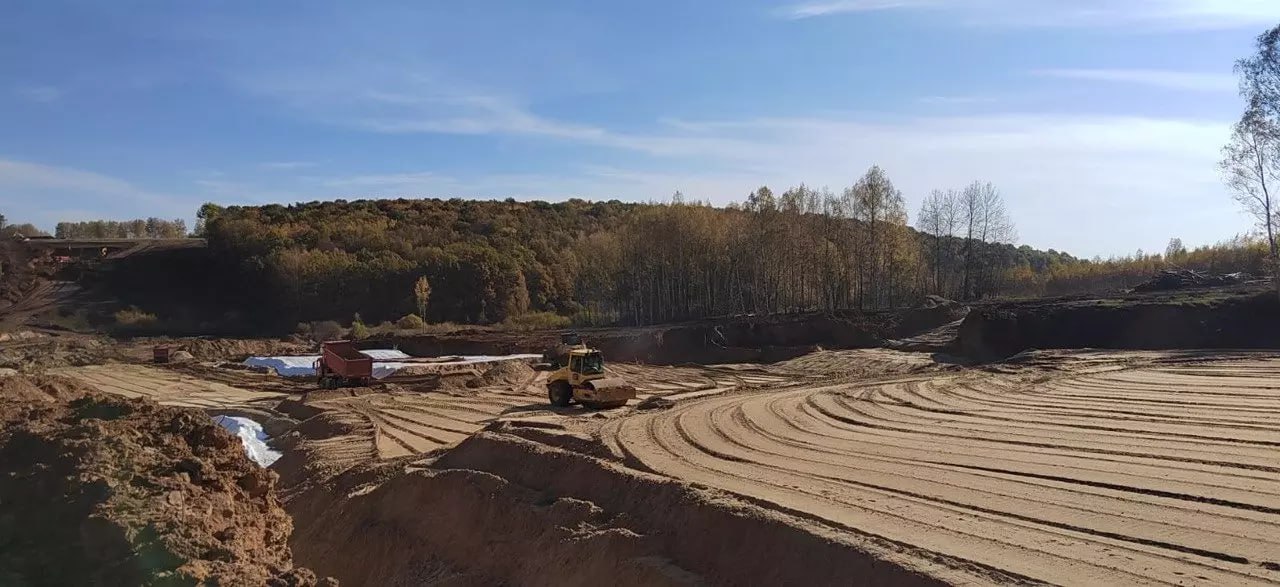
[1032,68,1237,92]
[782,0,938,19]
[259,161,317,170]
[778,0,1280,29]
[13,84,62,103]
[0,159,192,229]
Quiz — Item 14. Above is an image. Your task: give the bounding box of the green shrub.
[114,307,158,327]
[48,308,93,332]
[349,321,371,340]
[500,311,571,332]
[397,313,426,330]
[571,310,618,327]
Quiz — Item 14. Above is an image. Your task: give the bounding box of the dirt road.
[598,352,1280,585]
[50,363,289,409]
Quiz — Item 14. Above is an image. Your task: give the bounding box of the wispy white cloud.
[1032,68,1237,92]
[354,94,608,141]
[13,84,62,103]
[0,159,157,201]
[782,0,938,19]
[0,159,191,229]
[779,0,1280,29]
[916,95,1001,105]
[259,161,317,170]
[240,67,610,143]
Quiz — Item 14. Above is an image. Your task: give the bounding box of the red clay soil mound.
[0,375,330,586]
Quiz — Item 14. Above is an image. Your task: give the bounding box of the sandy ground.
[598,350,1280,585]
[309,360,816,459]
[49,348,1280,585]
[50,363,290,409]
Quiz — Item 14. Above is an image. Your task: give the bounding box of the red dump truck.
[315,340,373,388]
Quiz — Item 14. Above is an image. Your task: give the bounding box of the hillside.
[196,196,1075,332]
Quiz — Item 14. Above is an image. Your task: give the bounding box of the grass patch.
[499,311,571,332]
[397,313,426,330]
[114,307,158,328]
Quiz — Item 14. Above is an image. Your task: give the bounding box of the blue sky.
[3,0,1278,257]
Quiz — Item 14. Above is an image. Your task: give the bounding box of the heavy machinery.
[538,334,636,409]
[315,340,373,388]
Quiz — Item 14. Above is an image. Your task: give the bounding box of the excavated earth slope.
[0,374,328,586]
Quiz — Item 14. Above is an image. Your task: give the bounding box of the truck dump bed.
[321,341,373,379]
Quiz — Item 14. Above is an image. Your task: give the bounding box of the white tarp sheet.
[242,349,411,378]
[242,350,539,380]
[214,415,282,467]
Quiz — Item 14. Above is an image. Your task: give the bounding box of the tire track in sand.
[603,355,1280,585]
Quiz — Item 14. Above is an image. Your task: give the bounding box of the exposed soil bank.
[285,431,961,586]
[0,375,328,586]
[378,300,965,366]
[959,286,1280,361]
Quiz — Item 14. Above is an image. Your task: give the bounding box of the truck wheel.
[547,382,573,407]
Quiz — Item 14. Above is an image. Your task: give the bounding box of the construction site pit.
[15,337,1275,586]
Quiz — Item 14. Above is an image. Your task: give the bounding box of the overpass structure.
[14,236,207,259]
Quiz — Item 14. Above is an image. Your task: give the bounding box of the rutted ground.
[308,361,813,459]
[44,347,1280,585]
[596,351,1280,585]
[49,363,290,409]
[45,356,830,461]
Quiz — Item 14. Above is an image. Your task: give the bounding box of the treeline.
[54,218,188,239]
[1018,236,1271,297]
[591,169,1044,324]
[200,167,1080,329]
[202,197,640,328]
[0,212,48,238]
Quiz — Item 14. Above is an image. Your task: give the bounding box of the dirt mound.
[477,359,534,386]
[776,348,949,377]
[0,373,58,402]
[0,336,112,371]
[272,409,376,497]
[287,432,949,586]
[893,295,969,337]
[1132,269,1250,292]
[0,375,328,586]
[182,338,310,361]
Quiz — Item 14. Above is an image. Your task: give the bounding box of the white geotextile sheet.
[242,349,411,378]
[214,415,282,467]
[242,350,538,379]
